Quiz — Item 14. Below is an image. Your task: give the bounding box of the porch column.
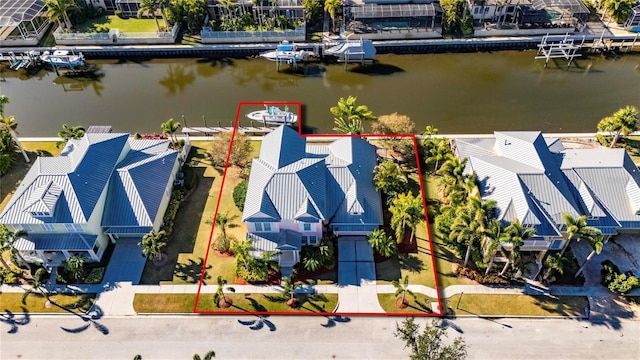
[88,250,99,261]
[36,250,48,267]
[62,250,71,261]
[108,233,117,244]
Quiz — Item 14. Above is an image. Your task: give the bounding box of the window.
[254,223,272,232]
[302,223,312,232]
[41,224,56,232]
[484,7,489,13]
[474,7,479,14]
[92,242,100,254]
[303,236,318,245]
[550,239,564,250]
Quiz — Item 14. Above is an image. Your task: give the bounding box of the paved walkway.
[335,237,384,313]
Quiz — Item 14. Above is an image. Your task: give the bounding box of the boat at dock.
[40,49,85,68]
[324,38,377,61]
[246,105,298,125]
[260,41,313,63]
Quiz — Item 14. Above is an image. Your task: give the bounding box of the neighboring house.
[0,0,50,46]
[453,131,640,269]
[0,130,180,269]
[206,0,305,25]
[242,125,383,275]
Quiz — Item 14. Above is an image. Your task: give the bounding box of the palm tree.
[230,238,252,269]
[482,219,506,275]
[603,0,635,23]
[21,268,51,305]
[161,118,181,147]
[57,124,85,148]
[324,0,342,33]
[597,105,638,148]
[215,212,237,253]
[392,275,414,307]
[138,0,161,32]
[0,116,29,163]
[425,141,451,174]
[193,351,216,360]
[457,197,495,268]
[389,192,423,244]
[436,156,467,183]
[560,213,598,256]
[63,254,85,283]
[281,277,300,307]
[500,220,534,276]
[213,275,232,308]
[330,96,376,135]
[0,95,8,116]
[575,230,604,278]
[138,230,167,261]
[0,225,28,268]
[156,0,171,30]
[373,159,408,201]
[44,0,77,29]
[542,252,566,281]
[251,0,264,28]
[367,229,397,258]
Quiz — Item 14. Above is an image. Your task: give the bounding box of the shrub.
[595,134,611,147]
[239,161,252,180]
[85,267,105,284]
[216,233,235,254]
[161,189,185,236]
[601,260,620,286]
[608,274,639,295]
[208,132,252,168]
[456,267,510,285]
[0,268,21,285]
[233,180,248,211]
[300,235,336,272]
[115,10,124,18]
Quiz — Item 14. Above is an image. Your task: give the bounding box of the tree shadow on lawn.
[174,257,212,284]
[399,253,424,273]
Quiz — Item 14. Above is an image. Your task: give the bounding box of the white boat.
[260,41,311,63]
[40,50,85,68]
[246,105,298,125]
[324,39,376,60]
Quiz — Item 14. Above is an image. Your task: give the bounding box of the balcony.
[521,239,550,250]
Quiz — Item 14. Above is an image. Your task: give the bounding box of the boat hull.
[324,40,377,60]
[246,108,298,125]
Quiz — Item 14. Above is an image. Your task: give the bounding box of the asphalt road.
[1,314,639,359]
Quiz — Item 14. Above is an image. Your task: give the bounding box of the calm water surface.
[1,51,639,136]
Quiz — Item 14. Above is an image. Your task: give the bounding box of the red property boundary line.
[193,101,443,317]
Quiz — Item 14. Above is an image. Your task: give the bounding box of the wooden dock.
[181,126,276,136]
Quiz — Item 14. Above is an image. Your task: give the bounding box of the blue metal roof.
[13,233,96,251]
[104,226,152,235]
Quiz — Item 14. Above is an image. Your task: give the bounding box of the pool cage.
[624,5,640,32]
[0,0,50,42]
[345,3,442,32]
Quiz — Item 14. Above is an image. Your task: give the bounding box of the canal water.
[1,51,639,136]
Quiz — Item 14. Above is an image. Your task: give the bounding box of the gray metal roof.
[531,0,589,14]
[248,230,302,252]
[0,134,129,225]
[243,126,383,228]
[0,0,46,26]
[14,233,96,251]
[456,131,640,236]
[350,3,439,19]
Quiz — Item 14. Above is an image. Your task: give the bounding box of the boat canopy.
[277,44,294,51]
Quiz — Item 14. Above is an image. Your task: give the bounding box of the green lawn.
[134,293,338,313]
[444,294,588,317]
[0,293,95,313]
[0,142,61,213]
[74,15,161,33]
[378,293,438,314]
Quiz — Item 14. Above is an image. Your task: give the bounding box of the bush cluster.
[232,180,248,211]
[0,267,22,285]
[456,267,510,285]
[161,189,185,236]
[601,260,639,295]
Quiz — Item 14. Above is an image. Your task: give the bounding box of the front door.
[280,251,295,267]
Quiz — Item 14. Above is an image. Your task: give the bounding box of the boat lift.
[535,33,584,68]
[2,51,39,70]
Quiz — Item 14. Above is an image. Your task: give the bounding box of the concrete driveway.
[101,237,147,285]
[336,236,383,313]
[572,233,640,286]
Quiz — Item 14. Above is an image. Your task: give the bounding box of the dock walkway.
[181,126,275,136]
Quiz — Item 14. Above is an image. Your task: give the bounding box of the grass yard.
[624,136,640,164]
[134,293,338,313]
[444,294,588,317]
[377,293,438,314]
[74,15,161,33]
[0,293,95,313]
[0,142,61,212]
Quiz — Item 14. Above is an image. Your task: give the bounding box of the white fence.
[200,27,305,44]
[53,23,179,45]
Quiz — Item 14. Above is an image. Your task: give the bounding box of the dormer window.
[24,181,63,218]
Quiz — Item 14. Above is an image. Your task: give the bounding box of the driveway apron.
[336,236,384,313]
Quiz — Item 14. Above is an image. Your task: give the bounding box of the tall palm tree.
[483,219,506,275]
[425,141,451,174]
[436,156,467,183]
[449,208,481,268]
[373,159,408,201]
[392,275,414,306]
[1,116,29,163]
[44,0,77,29]
[0,225,28,268]
[390,191,423,244]
[500,220,534,276]
[21,268,51,305]
[560,213,598,256]
[156,0,171,30]
[161,118,181,147]
[57,124,85,148]
[574,231,604,278]
[215,212,237,253]
[138,0,161,32]
[462,197,496,268]
[330,96,376,135]
[63,254,85,283]
[324,0,342,33]
[138,230,167,261]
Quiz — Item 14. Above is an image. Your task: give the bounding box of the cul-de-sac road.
[1,315,639,359]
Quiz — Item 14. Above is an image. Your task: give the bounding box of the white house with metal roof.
[0,132,180,269]
[453,131,640,267]
[242,125,383,274]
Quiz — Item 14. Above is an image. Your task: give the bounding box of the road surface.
[1,314,639,359]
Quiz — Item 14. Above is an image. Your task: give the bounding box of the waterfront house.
[0,131,180,269]
[242,125,383,275]
[0,0,51,46]
[343,0,443,37]
[452,131,640,273]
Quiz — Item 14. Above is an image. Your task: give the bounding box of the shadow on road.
[60,304,109,335]
[0,307,30,334]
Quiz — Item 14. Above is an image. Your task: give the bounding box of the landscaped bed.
[134,293,338,313]
[444,294,589,317]
[0,293,96,313]
[73,15,161,33]
[377,293,438,314]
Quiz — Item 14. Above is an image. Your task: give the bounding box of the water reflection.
[52,72,105,96]
[159,63,196,95]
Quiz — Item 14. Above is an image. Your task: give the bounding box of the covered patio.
[346,3,441,32]
[0,0,50,46]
